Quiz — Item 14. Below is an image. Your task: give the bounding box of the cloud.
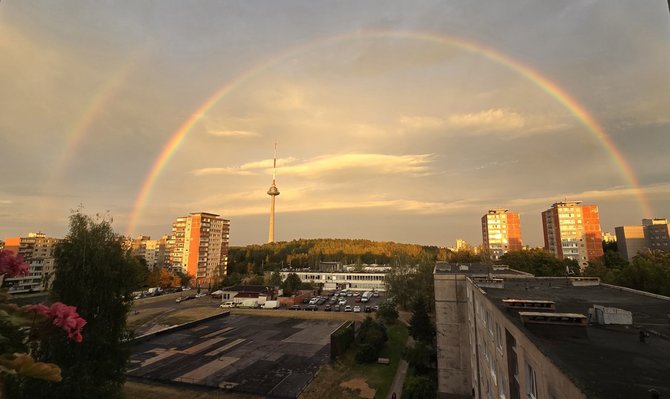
[192,153,433,178]
[192,167,256,176]
[0,200,13,205]
[446,109,526,131]
[399,115,446,130]
[280,153,434,178]
[207,130,260,138]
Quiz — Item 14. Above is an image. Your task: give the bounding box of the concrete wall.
[468,281,587,399]
[435,273,472,398]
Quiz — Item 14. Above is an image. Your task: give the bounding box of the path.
[387,312,414,399]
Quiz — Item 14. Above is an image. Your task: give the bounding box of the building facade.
[2,233,59,293]
[481,209,522,260]
[615,218,670,261]
[169,212,230,282]
[279,269,387,292]
[541,201,603,269]
[434,262,670,399]
[130,235,169,270]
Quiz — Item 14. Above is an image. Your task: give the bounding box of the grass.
[300,322,409,399]
[127,308,166,330]
[123,380,259,399]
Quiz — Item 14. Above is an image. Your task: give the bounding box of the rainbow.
[125,30,652,236]
[44,58,140,198]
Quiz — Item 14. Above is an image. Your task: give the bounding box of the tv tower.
[267,142,280,243]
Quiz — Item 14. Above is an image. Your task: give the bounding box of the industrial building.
[616,218,670,261]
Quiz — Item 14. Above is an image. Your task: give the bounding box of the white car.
[353,306,361,313]
[339,299,347,306]
[344,305,352,312]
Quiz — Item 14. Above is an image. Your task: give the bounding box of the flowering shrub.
[0,249,86,384]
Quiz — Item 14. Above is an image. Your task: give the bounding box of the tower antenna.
[267,142,280,243]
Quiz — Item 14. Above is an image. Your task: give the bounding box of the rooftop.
[435,262,531,276]
[481,278,670,398]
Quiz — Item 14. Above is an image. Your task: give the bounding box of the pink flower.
[0,250,29,277]
[28,302,87,342]
[49,303,86,342]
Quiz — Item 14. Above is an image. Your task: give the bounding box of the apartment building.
[434,262,670,399]
[130,235,169,269]
[169,212,230,282]
[542,201,603,269]
[616,218,670,261]
[2,233,59,293]
[481,209,522,260]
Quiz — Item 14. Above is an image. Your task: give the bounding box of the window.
[526,363,538,399]
[495,323,503,351]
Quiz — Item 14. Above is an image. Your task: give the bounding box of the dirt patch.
[231,308,367,321]
[340,378,376,399]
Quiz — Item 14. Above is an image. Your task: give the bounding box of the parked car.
[364,306,372,313]
[289,305,302,310]
[195,293,207,298]
[344,305,352,312]
[303,297,311,304]
[220,301,236,308]
[324,305,332,311]
[333,305,340,312]
[354,296,362,303]
[353,306,361,313]
[347,292,353,297]
[305,305,318,311]
[339,299,347,306]
[316,298,326,306]
[372,291,380,297]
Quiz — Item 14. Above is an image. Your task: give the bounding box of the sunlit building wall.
[542,201,603,269]
[169,213,229,282]
[3,233,59,293]
[481,209,522,260]
[616,218,669,261]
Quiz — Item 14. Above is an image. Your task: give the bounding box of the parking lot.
[287,290,384,314]
[128,314,344,398]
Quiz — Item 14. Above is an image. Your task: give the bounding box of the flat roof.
[129,314,343,398]
[434,262,530,276]
[482,279,670,398]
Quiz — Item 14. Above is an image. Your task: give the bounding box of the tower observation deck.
[267,143,279,243]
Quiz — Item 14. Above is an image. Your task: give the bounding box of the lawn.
[123,380,260,399]
[300,321,409,399]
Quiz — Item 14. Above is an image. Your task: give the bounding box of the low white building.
[279,268,387,292]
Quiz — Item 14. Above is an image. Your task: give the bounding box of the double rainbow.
[124,30,652,236]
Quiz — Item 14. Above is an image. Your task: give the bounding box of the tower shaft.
[267,142,280,243]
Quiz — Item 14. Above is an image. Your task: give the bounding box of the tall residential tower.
[542,200,603,269]
[481,209,522,260]
[267,143,280,243]
[169,212,230,282]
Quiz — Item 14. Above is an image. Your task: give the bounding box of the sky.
[1,1,669,248]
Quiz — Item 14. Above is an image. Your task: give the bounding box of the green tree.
[17,213,137,399]
[402,375,436,399]
[355,317,388,363]
[267,270,282,287]
[500,249,577,276]
[282,272,302,295]
[377,301,399,324]
[409,296,435,344]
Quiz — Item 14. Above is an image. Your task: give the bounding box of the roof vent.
[503,299,556,311]
[458,265,469,271]
[570,277,600,286]
[588,305,632,325]
[472,276,503,289]
[519,312,588,326]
